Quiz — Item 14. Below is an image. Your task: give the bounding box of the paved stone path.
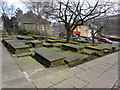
[1,39,120,89]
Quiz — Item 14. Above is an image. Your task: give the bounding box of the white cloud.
[3,0,28,13]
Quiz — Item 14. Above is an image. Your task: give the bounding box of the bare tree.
[45,0,116,42]
[88,19,108,44]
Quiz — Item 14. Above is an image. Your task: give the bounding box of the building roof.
[20,11,51,25]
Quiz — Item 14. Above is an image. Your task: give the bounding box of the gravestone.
[82,49,97,55]
[42,43,53,47]
[16,52,32,57]
[8,41,30,54]
[2,38,13,45]
[64,56,79,67]
[63,51,89,66]
[20,40,32,47]
[34,49,65,67]
[33,35,48,40]
[62,44,84,52]
[31,40,43,48]
[17,36,33,40]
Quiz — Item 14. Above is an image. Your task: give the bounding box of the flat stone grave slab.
[86,45,104,51]
[42,43,53,47]
[16,52,32,57]
[31,40,43,48]
[96,44,118,52]
[2,37,13,44]
[82,49,97,55]
[34,49,65,67]
[33,35,48,40]
[15,56,44,71]
[48,37,60,40]
[62,44,85,52]
[64,55,79,66]
[19,40,32,47]
[63,51,89,66]
[49,47,65,52]
[3,39,20,48]
[17,36,34,40]
[53,43,63,47]
[2,39,13,46]
[58,39,67,43]
[8,41,30,53]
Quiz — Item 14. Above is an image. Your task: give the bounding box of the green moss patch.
[53,43,63,47]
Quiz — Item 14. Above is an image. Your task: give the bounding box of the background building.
[16,11,52,36]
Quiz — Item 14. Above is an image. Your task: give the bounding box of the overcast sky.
[1,0,118,12]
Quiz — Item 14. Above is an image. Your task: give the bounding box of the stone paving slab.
[42,74,64,84]
[14,56,44,71]
[97,71,118,87]
[52,80,74,88]
[32,78,53,88]
[65,66,85,75]
[2,42,29,88]
[54,70,74,79]
[29,69,51,81]
[85,78,112,88]
[75,69,102,83]
[63,76,88,88]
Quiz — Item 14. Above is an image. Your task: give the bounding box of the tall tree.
[45,0,116,42]
[0,2,16,33]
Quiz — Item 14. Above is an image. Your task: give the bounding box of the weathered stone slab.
[15,56,44,71]
[16,52,32,57]
[33,35,48,40]
[49,47,65,52]
[32,78,53,88]
[64,56,79,66]
[63,51,89,66]
[42,43,53,47]
[34,49,65,67]
[20,40,32,47]
[31,40,42,48]
[62,44,84,52]
[82,49,97,55]
[17,36,34,40]
[2,37,13,45]
[8,41,30,53]
[53,43,63,47]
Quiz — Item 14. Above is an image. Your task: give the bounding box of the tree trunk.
[66,31,71,43]
[91,29,95,44]
[92,33,95,44]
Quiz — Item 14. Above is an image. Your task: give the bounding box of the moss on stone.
[82,49,97,55]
